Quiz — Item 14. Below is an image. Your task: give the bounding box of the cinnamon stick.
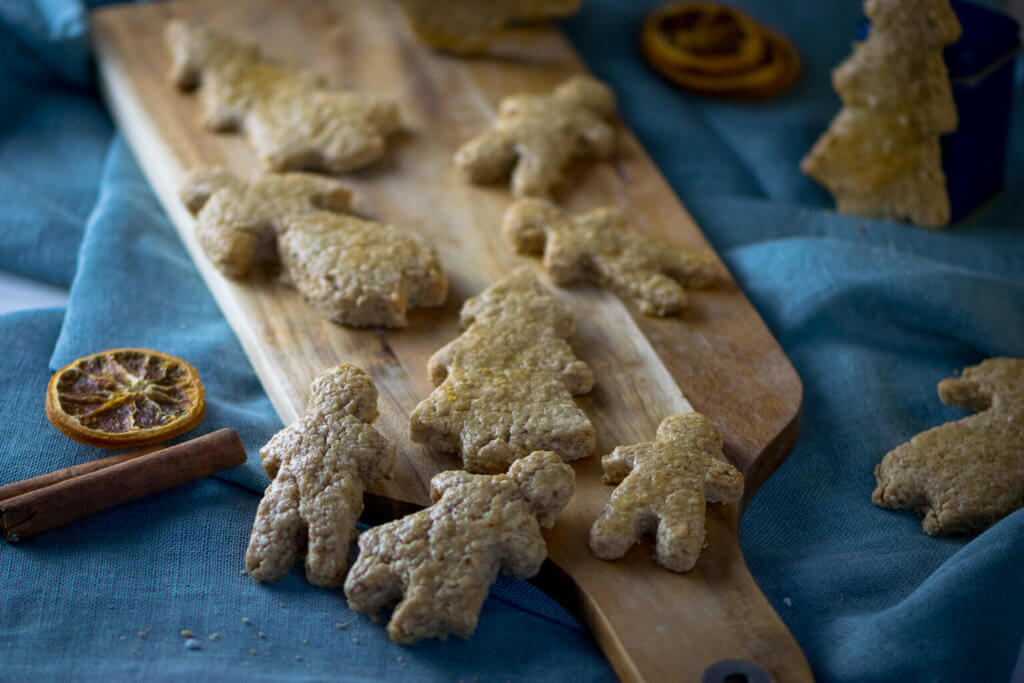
[0,428,246,542]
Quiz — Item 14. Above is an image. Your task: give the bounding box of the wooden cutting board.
[90,1,810,681]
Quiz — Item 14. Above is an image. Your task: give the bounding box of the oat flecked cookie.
[590,413,744,572]
[394,0,581,54]
[180,167,447,327]
[800,0,961,227]
[165,21,400,173]
[504,198,722,315]
[455,76,616,198]
[873,358,1024,535]
[409,267,595,473]
[246,365,395,587]
[344,451,574,643]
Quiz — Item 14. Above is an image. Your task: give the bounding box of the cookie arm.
[502,199,561,255]
[602,444,640,484]
[429,471,476,502]
[179,166,242,214]
[499,521,549,578]
[454,130,517,184]
[705,459,744,504]
[661,248,722,289]
[937,376,990,412]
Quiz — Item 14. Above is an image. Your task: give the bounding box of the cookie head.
[307,364,379,422]
[509,451,576,528]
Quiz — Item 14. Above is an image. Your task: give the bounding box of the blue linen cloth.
[1,0,1023,681]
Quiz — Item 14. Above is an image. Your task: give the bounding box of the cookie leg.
[300,480,362,588]
[245,475,304,583]
[589,505,643,560]
[388,587,481,644]
[344,551,405,618]
[653,495,706,572]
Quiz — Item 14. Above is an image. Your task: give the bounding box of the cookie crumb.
[137,631,147,639]
[119,636,127,641]
[302,638,308,644]
[258,631,267,640]
[241,617,251,625]
[208,632,221,642]
[295,654,303,662]
[184,639,202,651]
[180,630,193,638]
[782,597,793,607]
[334,622,348,630]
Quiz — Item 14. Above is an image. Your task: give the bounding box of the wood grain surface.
[90,1,809,681]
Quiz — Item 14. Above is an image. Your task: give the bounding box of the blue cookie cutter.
[858,1,1020,221]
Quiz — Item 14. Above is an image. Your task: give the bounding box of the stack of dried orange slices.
[642,2,800,99]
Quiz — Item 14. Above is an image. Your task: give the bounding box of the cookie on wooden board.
[504,198,722,315]
[455,76,616,198]
[873,358,1024,535]
[344,451,574,643]
[393,0,581,54]
[409,267,595,473]
[180,167,447,327]
[590,413,743,572]
[246,365,395,587]
[165,21,400,174]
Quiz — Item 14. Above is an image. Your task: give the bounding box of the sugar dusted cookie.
[246,365,395,588]
[800,0,961,227]
[873,358,1024,535]
[180,167,447,327]
[409,267,595,473]
[344,451,574,643]
[455,76,616,198]
[590,413,743,572]
[394,0,582,55]
[180,166,352,278]
[165,21,400,173]
[504,198,722,315]
[278,212,448,328]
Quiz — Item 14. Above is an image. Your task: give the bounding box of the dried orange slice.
[642,2,801,99]
[45,348,206,448]
[643,1,766,75]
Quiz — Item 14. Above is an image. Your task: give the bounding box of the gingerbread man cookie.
[246,365,395,588]
[455,76,616,198]
[873,358,1024,535]
[344,451,574,643]
[409,267,595,473]
[393,0,581,54]
[180,167,447,327]
[166,21,400,173]
[589,413,744,572]
[504,198,722,315]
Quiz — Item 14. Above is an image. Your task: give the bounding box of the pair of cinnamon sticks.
[0,429,246,542]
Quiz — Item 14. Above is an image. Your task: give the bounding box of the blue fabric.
[2,0,1023,681]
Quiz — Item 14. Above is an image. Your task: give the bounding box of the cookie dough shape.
[589,413,744,572]
[246,365,395,588]
[504,198,722,315]
[180,167,447,328]
[873,357,1024,535]
[394,0,581,54]
[800,0,961,227]
[409,267,595,473]
[165,21,400,173]
[344,451,574,643]
[455,76,616,198]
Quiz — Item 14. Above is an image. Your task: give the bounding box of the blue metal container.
[858,1,1020,221]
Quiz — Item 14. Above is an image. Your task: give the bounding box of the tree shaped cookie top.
[504,198,722,316]
[873,357,1024,535]
[589,413,744,572]
[409,267,595,473]
[455,76,616,198]
[165,21,400,174]
[245,365,395,588]
[344,451,575,643]
[800,0,961,228]
[181,167,447,328]
[394,0,581,55]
